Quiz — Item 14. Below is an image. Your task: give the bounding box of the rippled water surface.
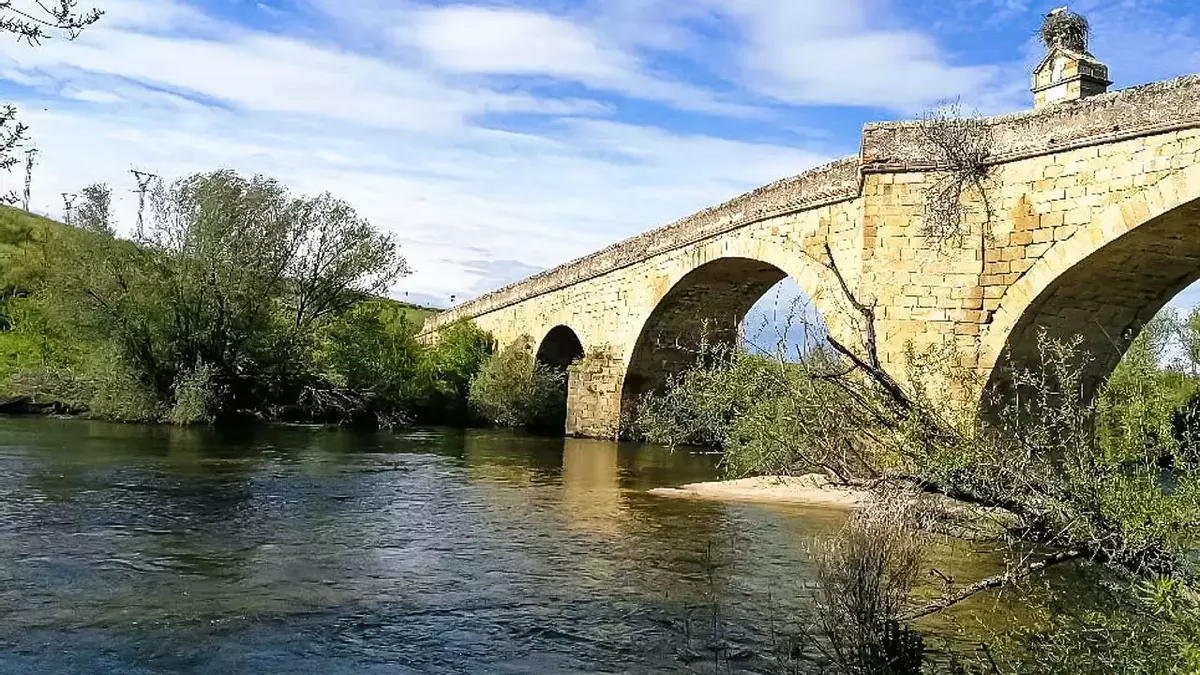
[0,417,992,674]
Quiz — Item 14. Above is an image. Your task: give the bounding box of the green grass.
[393,301,437,325]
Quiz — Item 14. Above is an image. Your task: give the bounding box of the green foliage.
[167,362,216,425]
[75,182,113,235]
[36,170,409,421]
[468,336,566,430]
[85,351,163,423]
[0,176,487,427]
[318,300,423,425]
[412,320,493,424]
[974,574,1200,675]
[0,205,58,300]
[634,341,882,481]
[633,341,774,448]
[1098,309,1197,467]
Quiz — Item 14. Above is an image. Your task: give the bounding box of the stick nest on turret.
[1040,9,1090,53]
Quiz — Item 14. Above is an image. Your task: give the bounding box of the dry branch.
[902,549,1085,621]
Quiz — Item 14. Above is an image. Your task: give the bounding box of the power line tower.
[61,192,78,225]
[130,169,157,240]
[21,148,36,212]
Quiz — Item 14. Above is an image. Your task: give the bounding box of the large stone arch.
[619,250,838,420]
[982,164,1200,406]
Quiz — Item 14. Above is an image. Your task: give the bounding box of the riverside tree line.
[0,3,1196,672]
[0,170,569,429]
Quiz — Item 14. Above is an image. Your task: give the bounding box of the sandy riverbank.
[649,474,872,508]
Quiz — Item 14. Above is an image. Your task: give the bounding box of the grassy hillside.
[393,301,438,326]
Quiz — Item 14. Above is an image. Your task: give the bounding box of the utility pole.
[130,169,157,240]
[21,148,36,211]
[61,192,77,225]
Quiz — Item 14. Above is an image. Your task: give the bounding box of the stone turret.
[1032,7,1110,109]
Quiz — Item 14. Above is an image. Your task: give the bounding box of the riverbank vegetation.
[468,336,567,431]
[633,252,1200,673]
[0,172,499,428]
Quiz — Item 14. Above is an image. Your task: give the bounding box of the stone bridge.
[422,65,1200,438]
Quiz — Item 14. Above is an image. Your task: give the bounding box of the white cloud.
[403,4,765,118]
[690,0,1009,113]
[0,9,605,133]
[410,6,630,80]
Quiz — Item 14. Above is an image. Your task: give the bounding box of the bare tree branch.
[902,549,1085,621]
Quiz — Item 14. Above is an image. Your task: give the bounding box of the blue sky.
[0,0,1197,312]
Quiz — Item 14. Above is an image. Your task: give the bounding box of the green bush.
[86,354,163,423]
[468,336,566,430]
[411,320,494,424]
[167,362,217,425]
[27,171,409,423]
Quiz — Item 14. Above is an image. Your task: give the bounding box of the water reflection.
[561,438,623,535]
[0,417,1020,674]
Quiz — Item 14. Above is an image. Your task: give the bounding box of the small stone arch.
[536,325,585,370]
[532,325,586,435]
[982,164,1200,407]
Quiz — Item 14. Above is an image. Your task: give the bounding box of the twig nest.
[1040,8,1090,53]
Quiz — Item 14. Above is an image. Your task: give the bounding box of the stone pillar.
[565,350,624,439]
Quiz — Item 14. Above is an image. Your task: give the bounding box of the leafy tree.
[412,320,493,423]
[468,336,566,430]
[75,182,112,234]
[41,170,408,420]
[321,300,423,423]
[1097,309,1195,467]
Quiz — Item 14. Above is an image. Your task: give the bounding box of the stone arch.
[619,253,833,419]
[536,325,585,369]
[533,325,585,434]
[982,164,1200,406]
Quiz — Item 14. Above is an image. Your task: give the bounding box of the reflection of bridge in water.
[458,433,726,538]
[560,439,623,535]
[425,34,1200,438]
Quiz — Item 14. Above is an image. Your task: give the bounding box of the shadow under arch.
[534,325,586,434]
[983,173,1200,412]
[620,256,828,421]
[536,325,585,369]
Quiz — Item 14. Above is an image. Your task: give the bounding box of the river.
[0,417,1003,674]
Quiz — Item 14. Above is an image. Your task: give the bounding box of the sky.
[0,0,1197,313]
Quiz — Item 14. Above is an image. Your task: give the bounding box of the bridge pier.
[565,351,624,439]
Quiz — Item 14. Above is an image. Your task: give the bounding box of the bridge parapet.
[861,75,1200,170]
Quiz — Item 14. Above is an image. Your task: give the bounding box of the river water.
[0,417,999,674]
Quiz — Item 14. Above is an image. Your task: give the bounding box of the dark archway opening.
[534,325,585,434]
[620,257,829,430]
